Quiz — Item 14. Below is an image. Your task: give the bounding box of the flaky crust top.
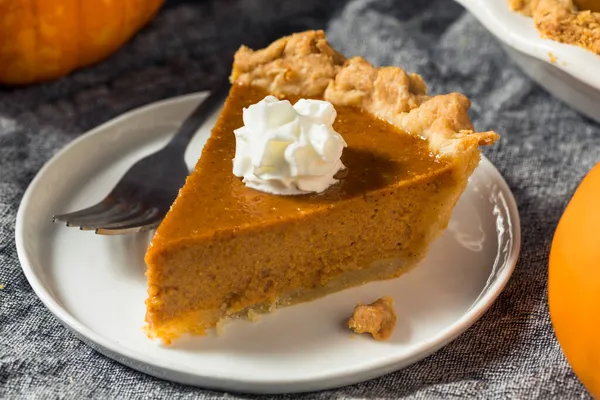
[509,0,600,55]
[231,30,498,158]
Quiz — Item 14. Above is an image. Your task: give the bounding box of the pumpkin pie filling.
[152,84,448,233]
[144,30,499,344]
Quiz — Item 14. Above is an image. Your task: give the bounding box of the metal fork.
[53,81,230,235]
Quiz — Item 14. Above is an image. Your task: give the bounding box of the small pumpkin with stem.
[0,0,165,85]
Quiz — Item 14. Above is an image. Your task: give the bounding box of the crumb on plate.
[246,308,261,322]
[347,296,396,341]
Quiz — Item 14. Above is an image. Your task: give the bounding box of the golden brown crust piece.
[347,296,397,341]
[509,0,600,55]
[510,0,534,14]
[232,30,346,98]
[231,30,498,159]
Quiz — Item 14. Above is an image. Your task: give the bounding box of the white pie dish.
[455,0,600,124]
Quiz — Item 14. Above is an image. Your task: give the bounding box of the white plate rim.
[15,91,521,394]
[455,0,600,92]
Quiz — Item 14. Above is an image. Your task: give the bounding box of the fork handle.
[165,79,231,153]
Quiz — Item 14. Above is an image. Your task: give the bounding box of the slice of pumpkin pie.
[144,30,499,344]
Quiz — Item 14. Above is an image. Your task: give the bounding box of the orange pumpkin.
[0,0,165,85]
[549,161,600,397]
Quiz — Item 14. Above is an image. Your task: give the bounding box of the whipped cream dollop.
[232,95,347,195]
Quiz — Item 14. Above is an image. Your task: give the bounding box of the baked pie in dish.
[143,30,499,344]
[509,0,600,54]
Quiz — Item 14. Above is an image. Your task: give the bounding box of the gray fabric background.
[1,0,598,398]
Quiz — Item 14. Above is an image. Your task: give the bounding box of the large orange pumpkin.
[0,0,165,85]
[549,161,600,397]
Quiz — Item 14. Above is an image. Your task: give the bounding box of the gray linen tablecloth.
[1,0,599,398]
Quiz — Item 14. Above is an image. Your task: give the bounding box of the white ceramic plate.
[455,0,600,124]
[16,92,521,394]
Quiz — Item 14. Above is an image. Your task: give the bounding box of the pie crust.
[232,30,498,159]
[509,0,600,55]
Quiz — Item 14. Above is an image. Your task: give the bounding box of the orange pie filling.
[574,0,600,12]
[144,85,466,343]
[143,30,498,344]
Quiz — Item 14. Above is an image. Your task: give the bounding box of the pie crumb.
[0,284,4,289]
[549,52,557,63]
[246,309,261,322]
[268,300,280,313]
[215,317,229,336]
[69,376,74,385]
[347,296,396,341]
